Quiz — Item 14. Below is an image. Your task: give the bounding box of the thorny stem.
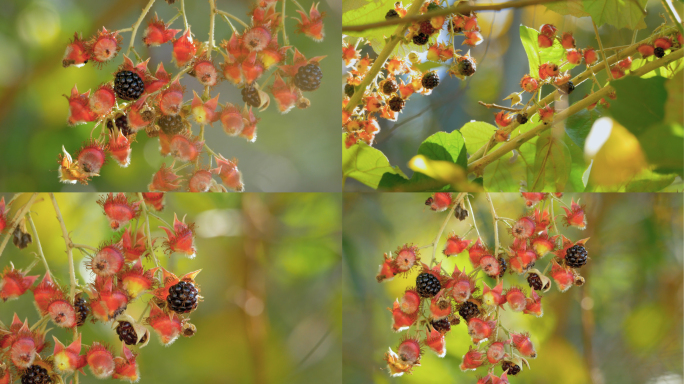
[221,14,238,33]
[180,0,189,31]
[465,195,483,244]
[550,199,560,235]
[592,20,613,81]
[0,193,39,259]
[73,243,97,252]
[49,194,77,302]
[342,0,561,32]
[137,193,160,269]
[27,213,52,278]
[478,101,522,112]
[208,0,217,59]
[290,0,307,13]
[216,10,250,29]
[467,47,684,174]
[429,193,466,265]
[467,30,680,167]
[126,0,156,56]
[148,212,173,229]
[485,193,499,255]
[281,0,289,45]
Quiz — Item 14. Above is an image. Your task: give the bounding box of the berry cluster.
[60,0,326,191]
[343,1,482,148]
[0,193,202,383]
[487,23,682,141]
[377,192,591,381]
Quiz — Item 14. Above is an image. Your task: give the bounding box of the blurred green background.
[0,0,341,192]
[0,192,341,383]
[343,193,683,383]
[343,1,683,191]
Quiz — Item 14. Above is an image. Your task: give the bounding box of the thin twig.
[208,0,217,59]
[479,101,522,112]
[484,193,499,255]
[0,193,38,258]
[126,0,156,55]
[592,20,613,81]
[27,213,52,278]
[49,194,77,302]
[180,0,189,30]
[138,193,160,268]
[216,10,250,29]
[465,195,483,243]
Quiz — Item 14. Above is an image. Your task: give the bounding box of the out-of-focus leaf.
[625,169,677,192]
[342,0,396,54]
[408,155,479,191]
[607,76,667,135]
[519,25,568,78]
[565,109,602,149]
[343,139,408,189]
[665,70,684,125]
[637,123,684,176]
[623,303,672,354]
[632,57,684,78]
[460,121,498,155]
[564,135,588,192]
[531,131,571,191]
[586,118,647,188]
[483,138,536,192]
[544,0,590,17]
[583,0,648,30]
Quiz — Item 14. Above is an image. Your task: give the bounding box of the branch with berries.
[0,193,202,383]
[467,22,683,176]
[377,192,590,382]
[60,0,326,191]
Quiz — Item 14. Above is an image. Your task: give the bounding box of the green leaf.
[483,138,536,192]
[519,25,568,78]
[583,0,648,30]
[632,57,684,78]
[545,0,590,17]
[564,135,589,192]
[459,121,498,155]
[637,123,684,176]
[530,131,571,191]
[607,76,668,136]
[342,0,397,55]
[565,109,602,149]
[625,169,677,192]
[416,131,468,168]
[342,139,407,189]
[665,70,684,125]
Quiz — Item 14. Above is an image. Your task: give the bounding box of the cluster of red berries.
[377,192,590,382]
[490,24,682,141]
[343,0,481,148]
[0,193,202,383]
[60,0,326,191]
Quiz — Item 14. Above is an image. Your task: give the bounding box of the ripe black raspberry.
[498,257,507,277]
[413,32,429,45]
[420,21,436,35]
[431,318,451,333]
[454,204,469,221]
[421,72,440,90]
[416,272,441,297]
[458,58,476,76]
[107,114,133,137]
[344,84,355,98]
[116,321,140,345]
[559,80,575,95]
[458,301,479,322]
[565,244,588,268]
[527,273,543,291]
[654,47,665,58]
[21,365,51,384]
[385,9,400,19]
[241,84,261,107]
[12,227,32,249]
[425,197,434,206]
[388,96,405,112]
[167,280,199,314]
[382,80,398,95]
[74,295,90,326]
[157,114,187,135]
[501,360,521,375]
[294,63,323,91]
[114,70,145,101]
[516,113,528,125]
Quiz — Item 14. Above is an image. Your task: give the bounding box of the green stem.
[137,193,160,269]
[216,10,250,29]
[126,0,156,55]
[49,194,77,302]
[27,213,52,278]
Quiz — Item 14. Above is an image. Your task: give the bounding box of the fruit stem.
[137,193,160,269]
[592,19,613,81]
[208,0,216,59]
[550,198,560,235]
[148,212,173,229]
[478,101,522,112]
[484,193,499,256]
[27,212,52,279]
[465,195,483,245]
[343,0,425,113]
[49,193,77,302]
[220,13,238,33]
[342,0,560,32]
[72,243,98,252]
[429,193,465,265]
[467,47,684,175]
[290,0,307,13]
[180,0,189,31]
[281,0,289,45]
[216,10,250,29]
[126,0,156,56]
[0,193,38,259]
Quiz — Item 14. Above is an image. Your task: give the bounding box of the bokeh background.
[0,192,341,383]
[343,0,683,191]
[0,0,341,192]
[343,193,683,383]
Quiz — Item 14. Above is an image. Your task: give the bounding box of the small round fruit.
[382,80,398,95]
[502,360,521,375]
[421,72,440,90]
[498,257,507,277]
[413,32,429,45]
[458,301,479,322]
[344,84,355,98]
[559,80,574,95]
[166,281,199,314]
[106,114,133,137]
[294,63,323,91]
[516,113,528,125]
[116,321,141,345]
[74,294,90,327]
[21,365,51,384]
[458,58,476,77]
[388,96,405,112]
[241,84,261,107]
[654,47,665,58]
[420,20,436,35]
[565,244,588,268]
[114,70,145,101]
[527,273,543,291]
[416,272,441,297]
[385,9,400,19]
[157,114,187,135]
[431,318,451,333]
